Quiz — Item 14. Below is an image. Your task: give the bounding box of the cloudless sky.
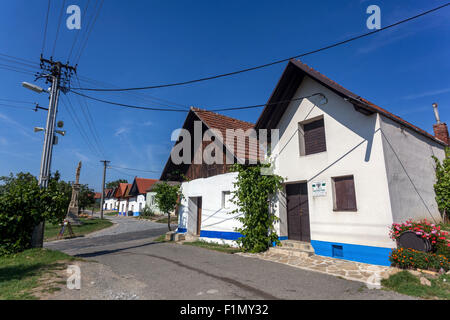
[0,0,449,190]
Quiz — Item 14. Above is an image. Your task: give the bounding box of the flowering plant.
[389,247,449,272]
[389,219,449,250]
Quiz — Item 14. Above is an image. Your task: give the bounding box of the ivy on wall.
[433,147,450,222]
[230,163,284,253]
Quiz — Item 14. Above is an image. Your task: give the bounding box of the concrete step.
[268,247,313,258]
[280,240,315,253]
[184,233,199,242]
[174,233,185,241]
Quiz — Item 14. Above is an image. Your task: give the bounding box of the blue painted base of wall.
[200,230,242,240]
[133,212,140,217]
[310,240,392,266]
[177,227,187,233]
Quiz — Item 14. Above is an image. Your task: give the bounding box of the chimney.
[432,103,449,145]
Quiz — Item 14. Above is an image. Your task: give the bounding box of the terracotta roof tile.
[135,178,158,194]
[192,107,263,161]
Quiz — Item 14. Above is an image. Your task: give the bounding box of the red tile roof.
[94,192,102,199]
[114,183,130,198]
[135,178,158,194]
[192,107,262,162]
[256,59,447,146]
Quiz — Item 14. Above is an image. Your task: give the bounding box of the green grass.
[183,240,242,254]
[44,218,113,241]
[105,212,117,216]
[153,234,167,242]
[0,248,75,300]
[381,270,450,300]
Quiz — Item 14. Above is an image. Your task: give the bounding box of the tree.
[153,182,182,231]
[106,179,128,189]
[0,172,68,255]
[78,184,95,211]
[433,147,450,222]
[230,163,284,253]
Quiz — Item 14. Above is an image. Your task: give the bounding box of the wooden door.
[196,197,202,236]
[286,183,310,242]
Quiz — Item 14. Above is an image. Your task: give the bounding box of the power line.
[108,165,160,173]
[41,0,51,55]
[60,95,103,158]
[76,74,189,110]
[0,98,36,105]
[0,103,36,111]
[51,0,66,58]
[67,0,91,62]
[75,0,104,65]
[70,89,324,113]
[70,90,188,112]
[71,3,450,92]
[72,74,107,158]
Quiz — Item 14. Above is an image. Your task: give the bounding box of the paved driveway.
[44,215,413,300]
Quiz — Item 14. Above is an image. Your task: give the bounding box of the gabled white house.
[127,177,158,216]
[160,60,448,266]
[254,59,448,265]
[160,107,259,245]
[103,188,117,211]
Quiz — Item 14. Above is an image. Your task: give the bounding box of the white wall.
[127,194,146,214]
[379,115,445,223]
[177,172,242,246]
[271,76,394,249]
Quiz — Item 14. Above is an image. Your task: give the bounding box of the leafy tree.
[153,182,182,231]
[0,172,68,255]
[230,163,284,253]
[106,179,128,189]
[78,184,95,211]
[433,147,450,222]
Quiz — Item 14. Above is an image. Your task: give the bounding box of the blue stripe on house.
[133,212,140,217]
[176,228,243,240]
[200,230,243,240]
[310,240,393,266]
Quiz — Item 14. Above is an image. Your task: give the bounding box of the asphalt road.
[44,215,412,300]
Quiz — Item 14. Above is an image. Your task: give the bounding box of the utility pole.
[29,56,76,248]
[100,160,110,220]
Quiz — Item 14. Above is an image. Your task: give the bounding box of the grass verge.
[381,270,450,300]
[44,218,113,241]
[0,248,75,300]
[183,240,241,254]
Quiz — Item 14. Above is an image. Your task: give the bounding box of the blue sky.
[0,0,449,190]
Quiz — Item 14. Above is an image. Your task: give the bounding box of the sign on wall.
[312,181,326,197]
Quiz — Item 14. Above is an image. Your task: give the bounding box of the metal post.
[99,160,110,219]
[31,64,61,248]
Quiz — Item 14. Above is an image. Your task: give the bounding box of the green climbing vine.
[230,163,284,253]
[432,147,450,221]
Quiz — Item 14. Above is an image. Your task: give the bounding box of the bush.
[140,205,154,217]
[0,173,68,256]
[389,247,449,272]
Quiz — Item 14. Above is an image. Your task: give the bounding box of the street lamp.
[22,82,45,94]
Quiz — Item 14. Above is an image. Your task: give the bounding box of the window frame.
[332,175,357,212]
[298,116,327,157]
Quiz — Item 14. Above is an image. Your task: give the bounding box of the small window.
[333,175,357,211]
[299,118,327,156]
[222,191,232,209]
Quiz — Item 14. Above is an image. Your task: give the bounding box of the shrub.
[0,173,68,255]
[140,205,154,217]
[389,247,449,272]
[389,219,450,253]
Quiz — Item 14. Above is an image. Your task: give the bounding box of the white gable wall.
[272,76,394,250]
[177,172,242,246]
[379,115,445,223]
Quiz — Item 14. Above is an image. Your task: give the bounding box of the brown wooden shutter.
[333,176,357,211]
[304,118,326,155]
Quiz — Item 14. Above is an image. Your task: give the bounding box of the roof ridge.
[191,106,255,126]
